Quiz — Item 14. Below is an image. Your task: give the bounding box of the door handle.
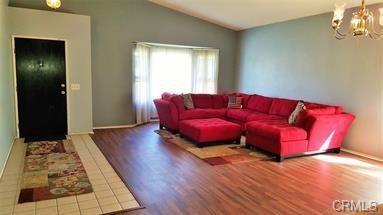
[61,91,66,95]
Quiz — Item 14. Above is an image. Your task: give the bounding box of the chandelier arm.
[369,23,383,38]
[368,33,380,40]
[335,29,347,37]
[370,30,383,38]
[334,32,346,40]
[334,24,353,39]
[367,14,383,38]
[370,30,383,39]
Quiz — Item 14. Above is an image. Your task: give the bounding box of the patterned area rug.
[18,139,93,203]
[155,130,274,165]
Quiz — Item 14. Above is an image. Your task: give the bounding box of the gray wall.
[9,0,238,127]
[8,7,93,134]
[236,4,383,158]
[0,0,16,176]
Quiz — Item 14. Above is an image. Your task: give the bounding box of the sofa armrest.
[153,99,179,130]
[304,113,355,151]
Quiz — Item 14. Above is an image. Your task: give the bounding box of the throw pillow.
[288,101,305,125]
[227,96,243,109]
[181,93,194,109]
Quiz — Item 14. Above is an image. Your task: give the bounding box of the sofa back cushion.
[247,94,273,113]
[295,106,338,129]
[304,102,343,114]
[269,98,298,117]
[211,94,227,109]
[170,95,186,113]
[235,93,251,108]
[192,94,213,108]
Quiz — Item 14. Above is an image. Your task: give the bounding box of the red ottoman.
[179,118,241,147]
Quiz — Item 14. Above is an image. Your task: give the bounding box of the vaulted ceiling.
[150,0,383,30]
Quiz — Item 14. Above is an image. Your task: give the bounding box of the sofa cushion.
[235,93,251,108]
[246,119,307,141]
[179,108,226,120]
[192,94,213,108]
[170,95,185,113]
[247,94,273,113]
[295,106,338,128]
[211,95,227,109]
[226,109,253,122]
[269,98,298,117]
[246,112,285,122]
[305,102,343,114]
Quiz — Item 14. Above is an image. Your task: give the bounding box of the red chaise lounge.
[153,93,355,162]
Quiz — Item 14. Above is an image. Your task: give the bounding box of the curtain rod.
[132,41,219,51]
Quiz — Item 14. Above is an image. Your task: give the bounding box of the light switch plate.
[70,84,81,90]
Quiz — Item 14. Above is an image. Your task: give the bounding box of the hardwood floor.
[91,123,383,215]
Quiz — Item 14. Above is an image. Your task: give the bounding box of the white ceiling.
[150,0,383,30]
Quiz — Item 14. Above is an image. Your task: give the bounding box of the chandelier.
[46,0,61,10]
[332,0,383,40]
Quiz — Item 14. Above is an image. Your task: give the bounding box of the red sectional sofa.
[153,93,355,162]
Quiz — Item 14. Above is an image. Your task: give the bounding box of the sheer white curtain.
[133,43,151,124]
[133,43,219,123]
[150,46,192,100]
[149,46,192,117]
[191,49,219,94]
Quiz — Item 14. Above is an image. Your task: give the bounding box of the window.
[133,42,219,123]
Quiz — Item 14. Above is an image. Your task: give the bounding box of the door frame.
[12,35,70,138]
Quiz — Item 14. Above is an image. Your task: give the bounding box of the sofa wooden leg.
[276,155,284,162]
[159,124,164,130]
[197,144,203,148]
[245,143,251,149]
[333,148,341,154]
[235,138,241,145]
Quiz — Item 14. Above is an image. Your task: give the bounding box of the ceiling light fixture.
[46,0,61,10]
[332,0,383,40]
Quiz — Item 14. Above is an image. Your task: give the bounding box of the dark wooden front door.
[15,38,67,142]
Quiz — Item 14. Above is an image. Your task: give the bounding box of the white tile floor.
[0,135,141,215]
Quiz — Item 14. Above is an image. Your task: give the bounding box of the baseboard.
[341,148,383,162]
[0,137,17,180]
[93,124,138,130]
[93,120,159,130]
[69,131,94,135]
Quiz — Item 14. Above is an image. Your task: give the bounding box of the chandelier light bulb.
[333,3,346,22]
[46,0,61,10]
[379,8,383,26]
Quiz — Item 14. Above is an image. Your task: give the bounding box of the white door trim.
[12,35,70,138]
